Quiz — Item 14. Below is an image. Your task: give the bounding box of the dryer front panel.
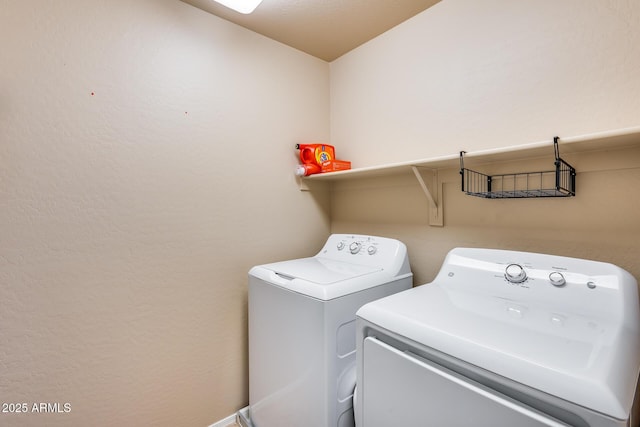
[361,337,568,427]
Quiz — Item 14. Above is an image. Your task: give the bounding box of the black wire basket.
[460,137,576,199]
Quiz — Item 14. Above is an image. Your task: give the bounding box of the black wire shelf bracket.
[460,137,576,199]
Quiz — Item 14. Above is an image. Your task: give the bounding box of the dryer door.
[361,337,569,427]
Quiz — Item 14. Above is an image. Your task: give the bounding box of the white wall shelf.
[299,126,640,226]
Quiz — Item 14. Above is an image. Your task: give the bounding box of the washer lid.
[357,283,638,420]
[250,257,391,300]
[262,257,381,284]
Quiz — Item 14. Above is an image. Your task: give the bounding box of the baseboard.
[236,406,252,427]
[208,412,237,427]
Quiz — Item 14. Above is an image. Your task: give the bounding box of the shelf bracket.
[411,166,443,227]
[297,176,310,191]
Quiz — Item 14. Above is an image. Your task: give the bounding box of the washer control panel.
[318,234,410,273]
[334,235,380,257]
[349,241,362,254]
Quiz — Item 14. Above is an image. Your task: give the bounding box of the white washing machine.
[356,248,640,427]
[245,234,413,427]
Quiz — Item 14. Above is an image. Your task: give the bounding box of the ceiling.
[181,0,441,62]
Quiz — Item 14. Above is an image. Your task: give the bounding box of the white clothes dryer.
[356,248,640,427]
[244,234,413,427]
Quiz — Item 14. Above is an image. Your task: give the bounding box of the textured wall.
[0,1,330,426]
[330,0,640,167]
[329,0,640,281]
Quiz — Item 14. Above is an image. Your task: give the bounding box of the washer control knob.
[349,242,361,254]
[367,246,377,255]
[505,264,527,283]
[549,272,566,287]
[337,241,345,250]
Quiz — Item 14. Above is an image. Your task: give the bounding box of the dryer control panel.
[436,247,638,335]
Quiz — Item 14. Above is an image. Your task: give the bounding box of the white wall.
[331,0,640,167]
[329,0,640,285]
[0,0,330,426]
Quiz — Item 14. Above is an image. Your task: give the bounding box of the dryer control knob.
[549,272,566,287]
[349,242,361,254]
[505,264,527,283]
[337,241,345,250]
[367,246,377,255]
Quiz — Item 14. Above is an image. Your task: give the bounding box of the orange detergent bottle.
[298,143,335,164]
[295,143,350,176]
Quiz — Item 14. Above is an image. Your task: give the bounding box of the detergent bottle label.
[316,145,333,163]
